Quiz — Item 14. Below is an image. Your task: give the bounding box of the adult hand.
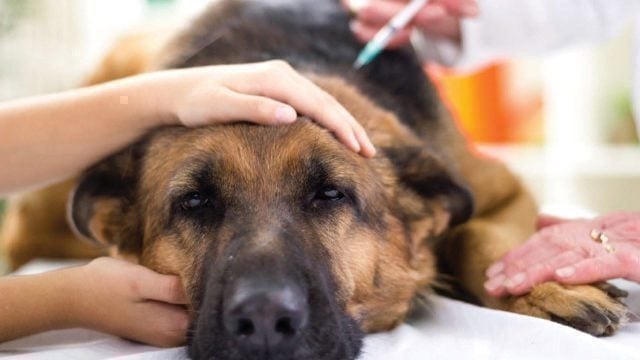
[484,212,640,297]
[71,258,189,347]
[345,0,478,48]
[149,60,375,157]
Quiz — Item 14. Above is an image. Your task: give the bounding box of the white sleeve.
[412,0,640,71]
[633,20,640,140]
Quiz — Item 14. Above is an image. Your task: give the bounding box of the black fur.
[189,220,363,360]
[382,146,473,226]
[69,142,149,253]
[70,1,476,359]
[166,0,442,134]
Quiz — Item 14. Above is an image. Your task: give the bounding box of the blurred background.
[0,0,639,271]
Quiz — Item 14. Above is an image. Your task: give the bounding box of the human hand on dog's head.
[70,257,190,347]
[344,0,478,48]
[484,212,640,297]
[144,60,375,158]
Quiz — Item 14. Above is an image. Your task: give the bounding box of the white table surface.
[1,260,640,360]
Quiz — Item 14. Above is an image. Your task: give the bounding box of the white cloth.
[412,0,640,139]
[1,260,640,359]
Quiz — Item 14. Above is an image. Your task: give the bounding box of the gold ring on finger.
[590,229,615,254]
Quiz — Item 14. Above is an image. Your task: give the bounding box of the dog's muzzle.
[223,276,309,354]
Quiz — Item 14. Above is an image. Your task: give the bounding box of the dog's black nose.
[223,279,308,353]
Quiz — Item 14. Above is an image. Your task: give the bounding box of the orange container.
[428,62,543,143]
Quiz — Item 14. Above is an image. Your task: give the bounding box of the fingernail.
[556,267,575,278]
[421,5,446,18]
[486,262,504,277]
[348,0,370,13]
[505,272,526,288]
[349,20,360,34]
[275,106,296,123]
[365,142,376,157]
[355,131,376,157]
[350,133,361,153]
[484,273,506,292]
[461,3,479,16]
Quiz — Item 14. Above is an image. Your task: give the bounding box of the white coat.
[412,0,640,138]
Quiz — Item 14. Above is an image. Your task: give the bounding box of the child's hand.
[345,0,478,48]
[0,60,375,195]
[142,60,375,157]
[71,258,189,347]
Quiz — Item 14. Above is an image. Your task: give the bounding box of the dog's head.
[68,78,472,360]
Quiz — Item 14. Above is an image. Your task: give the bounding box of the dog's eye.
[181,192,209,210]
[314,186,345,202]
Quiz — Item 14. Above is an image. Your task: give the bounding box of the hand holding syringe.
[348,0,478,67]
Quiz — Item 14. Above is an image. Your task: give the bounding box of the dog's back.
[166,0,443,141]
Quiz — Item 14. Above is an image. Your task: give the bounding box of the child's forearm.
[0,267,82,343]
[0,62,374,196]
[0,76,164,196]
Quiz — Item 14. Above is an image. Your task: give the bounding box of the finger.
[489,235,559,277]
[502,246,571,278]
[484,273,508,297]
[597,212,640,229]
[136,270,189,304]
[355,0,472,38]
[232,93,298,125]
[486,223,580,279]
[343,0,372,14]
[227,62,367,154]
[537,214,572,229]
[219,89,298,125]
[485,261,505,278]
[316,86,375,157]
[356,0,408,27]
[412,4,448,26]
[354,0,477,28]
[435,0,479,17]
[340,114,376,157]
[229,61,375,156]
[279,74,363,154]
[553,255,627,285]
[274,69,369,155]
[614,246,640,283]
[321,92,375,157]
[501,251,584,296]
[129,302,189,347]
[412,5,464,41]
[352,121,377,157]
[498,224,580,269]
[303,97,362,154]
[350,20,413,48]
[341,0,351,12]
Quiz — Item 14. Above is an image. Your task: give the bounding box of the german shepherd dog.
[0,1,629,359]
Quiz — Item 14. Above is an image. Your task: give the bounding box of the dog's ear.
[68,145,146,255]
[384,145,474,232]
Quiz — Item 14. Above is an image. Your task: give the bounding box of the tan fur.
[1,28,173,269]
[85,25,176,84]
[124,118,436,331]
[0,23,628,338]
[1,180,104,269]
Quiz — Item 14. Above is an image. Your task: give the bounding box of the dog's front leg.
[439,177,628,336]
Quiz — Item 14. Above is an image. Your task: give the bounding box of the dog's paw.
[507,281,628,336]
